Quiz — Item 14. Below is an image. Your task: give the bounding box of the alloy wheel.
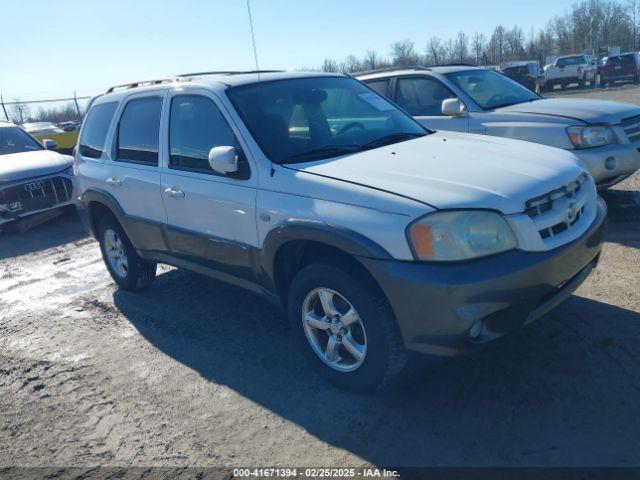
[104,228,128,278]
[301,287,367,372]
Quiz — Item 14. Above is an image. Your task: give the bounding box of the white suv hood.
[0,150,72,183]
[291,131,586,215]
[497,98,640,125]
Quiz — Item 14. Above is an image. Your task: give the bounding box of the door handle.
[164,187,185,199]
[106,177,122,187]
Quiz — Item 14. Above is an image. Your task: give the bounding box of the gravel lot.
[1,86,640,475]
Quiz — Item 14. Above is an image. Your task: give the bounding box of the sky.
[0,0,578,101]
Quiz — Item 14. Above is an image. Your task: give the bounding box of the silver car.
[0,122,75,229]
[357,66,640,189]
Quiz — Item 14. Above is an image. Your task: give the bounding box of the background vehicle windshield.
[227,76,427,164]
[605,55,635,66]
[446,69,540,110]
[557,55,587,67]
[0,126,43,156]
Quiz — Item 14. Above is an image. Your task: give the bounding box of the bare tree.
[472,32,486,64]
[10,99,30,124]
[390,39,421,66]
[454,31,469,62]
[426,36,444,65]
[443,38,456,63]
[363,50,382,70]
[305,0,638,76]
[506,25,525,60]
[628,0,640,49]
[321,58,339,72]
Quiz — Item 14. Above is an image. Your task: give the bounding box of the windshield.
[446,69,540,110]
[227,76,427,164]
[605,55,635,66]
[0,126,43,156]
[557,56,587,67]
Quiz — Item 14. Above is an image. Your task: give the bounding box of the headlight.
[407,210,518,261]
[567,126,617,149]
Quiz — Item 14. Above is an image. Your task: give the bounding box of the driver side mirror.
[208,146,238,175]
[442,98,467,117]
[42,139,57,150]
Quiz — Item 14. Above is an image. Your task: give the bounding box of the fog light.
[605,156,617,171]
[468,321,482,339]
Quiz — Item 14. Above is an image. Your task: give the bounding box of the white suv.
[75,71,606,391]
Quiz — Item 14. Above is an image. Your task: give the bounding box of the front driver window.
[395,77,456,116]
[169,95,245,176]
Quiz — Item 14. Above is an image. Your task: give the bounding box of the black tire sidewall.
[97,214,150,290]
[287,263,401,392]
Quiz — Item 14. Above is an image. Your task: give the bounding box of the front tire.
[97,213,156,290]
[287,263,406,392]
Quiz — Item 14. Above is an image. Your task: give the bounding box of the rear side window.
[169,95,246,176]
[79,102,117,159]
[117,97,162,166]
[366,79,390,97]
[395,77,456,116]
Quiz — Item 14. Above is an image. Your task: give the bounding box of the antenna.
[246,0,260,77]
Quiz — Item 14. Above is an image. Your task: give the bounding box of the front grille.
[526,173,589,242]
[621,114,640,143]
[0,175,73,217]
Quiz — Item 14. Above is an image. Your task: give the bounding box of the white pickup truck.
[544,55,597,90]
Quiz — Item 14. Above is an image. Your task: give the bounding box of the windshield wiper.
[360,132,426,150]
[281,145,362,164]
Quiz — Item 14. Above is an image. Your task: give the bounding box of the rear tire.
[287,263,406,392]
[97,213,156,291]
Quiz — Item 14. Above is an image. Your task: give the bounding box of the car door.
[76,101,119,198]
[392,76,469,132]
[102,93,167,251]
[159,91,258,281]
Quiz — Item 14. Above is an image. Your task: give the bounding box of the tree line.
[319,0,640,73]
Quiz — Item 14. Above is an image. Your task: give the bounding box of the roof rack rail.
[432,63,478,67]
[178,69,284,77]
[352,65,429,76]
[105,76,186,94]
[104,70,286,94]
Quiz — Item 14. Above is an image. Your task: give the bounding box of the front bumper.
[0,173,76,226]
[574,143,640,188]
[360,198,607,356]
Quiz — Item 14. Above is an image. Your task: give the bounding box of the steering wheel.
[487,94,505,105]
[337,122,365,136]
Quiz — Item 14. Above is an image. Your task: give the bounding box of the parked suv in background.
[0,122,75,229]
[600,53,640,87]
[76,71,605,391]
[501,61,541,91]
[357,66,640,189]
[543,54,596,90]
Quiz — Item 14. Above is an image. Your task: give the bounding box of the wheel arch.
[81,189,127,238]
[261,220,393,305]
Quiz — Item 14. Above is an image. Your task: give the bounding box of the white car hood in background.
[0,150,72,183]
[291,131,586,215]
[497,98,640,125]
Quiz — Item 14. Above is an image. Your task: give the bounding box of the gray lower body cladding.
[360,199,607,355]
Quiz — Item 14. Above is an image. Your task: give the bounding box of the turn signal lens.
[409,223,435,258]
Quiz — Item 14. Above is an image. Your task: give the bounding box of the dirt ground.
[1,86,640,474]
